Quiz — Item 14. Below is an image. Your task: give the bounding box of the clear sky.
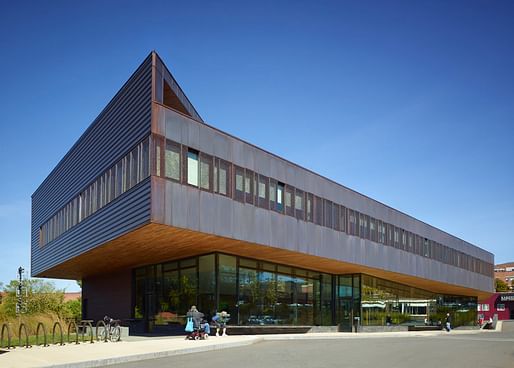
[0,1,513,292]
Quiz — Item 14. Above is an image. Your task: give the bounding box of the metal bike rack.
[18,323,31,348]
[36,322,49,347]
[67,321,79,345]
[1,323,14,349]
[95,320,108,342]
[80,320,94,344]
[52,321,65,346]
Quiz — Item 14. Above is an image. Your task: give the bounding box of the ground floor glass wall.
[133,253,477,331]
[361,275,477,327]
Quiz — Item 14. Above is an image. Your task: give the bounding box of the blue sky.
[0,1,513,291]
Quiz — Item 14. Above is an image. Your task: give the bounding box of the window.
[393,227,400,248]
[306,193,313,222]
[423,238,430,257]
[294,189,304,220]
[130,146,138,188]
[257,175,268,209]
[234,166,244,202]
[348,209,357,236]
[332,204,340,231]
[187,149,199,186]
[339,206,346,233]
[200,153,212,191]
[244,169,254,204]
[370,218,376,242]
[497,304,505,312]
[314,196,323,226]
[216,159,231,196]
[324,200,333,228]
[165,140,181,181]
[276,182,284,212]
[269,179,277,210]
[285,185,294,216]
[401,230,407,250]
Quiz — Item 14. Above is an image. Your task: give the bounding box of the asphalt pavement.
[110,332,514,368]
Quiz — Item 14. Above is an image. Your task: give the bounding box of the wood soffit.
[39,223,492,299]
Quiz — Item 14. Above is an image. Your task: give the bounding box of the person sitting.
[213,311,230,336]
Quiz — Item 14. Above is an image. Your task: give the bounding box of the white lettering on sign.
[500,295,514,302]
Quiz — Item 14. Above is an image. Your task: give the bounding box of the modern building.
[494,262,514,290]
[31,52,494,333]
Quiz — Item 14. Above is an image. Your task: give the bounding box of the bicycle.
[99,316,121,342]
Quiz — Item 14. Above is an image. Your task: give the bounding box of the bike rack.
[36,322,49,347]
[80,321,94,344]
[1,323,14,349]
[95,320,108,342]
[52,321,64,346]
[18,323,31,348]
[67,321,79,345]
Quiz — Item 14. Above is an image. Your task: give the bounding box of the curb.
[38,337,264,368]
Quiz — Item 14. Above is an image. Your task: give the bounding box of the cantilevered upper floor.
[31,52,494,298]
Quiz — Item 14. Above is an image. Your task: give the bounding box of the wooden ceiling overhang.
[40,223,492,300]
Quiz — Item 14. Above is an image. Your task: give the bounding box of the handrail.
[18,323,31,348]
[36,322,49,347]
[95,320,108,342]
[52,321,64,346]
[67,321,79,344]
[1,323,13,349]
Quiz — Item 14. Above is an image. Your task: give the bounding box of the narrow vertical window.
[165,140,181,181]
[234,166,245,202]
[187,149,199,186]
[269,179,277,210]
[306,193,313,222]
[285,186,294,216]
[333,204,340,231]
[141,138,150,179]
[257,175,268,209]
[218,159,230,196]
[324,200,333,228]
[276,183,284,212]
[244,170,254,204]
[200,153,213,191]
[314,196,323,226]
[340,206,346,233]
[294,189,304,220]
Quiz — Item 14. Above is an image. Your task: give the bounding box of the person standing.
[445,313,452,332]
[187,305,204,330]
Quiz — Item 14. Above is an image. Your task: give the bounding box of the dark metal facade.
[31,55,154,276]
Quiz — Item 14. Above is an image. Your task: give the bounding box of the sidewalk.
[0,329,490,368]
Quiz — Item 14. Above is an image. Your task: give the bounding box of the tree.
[495,278,509,292]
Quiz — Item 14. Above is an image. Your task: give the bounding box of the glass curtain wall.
[133,254,477,332]
[361,275,477,327]
[134,253,334,331]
